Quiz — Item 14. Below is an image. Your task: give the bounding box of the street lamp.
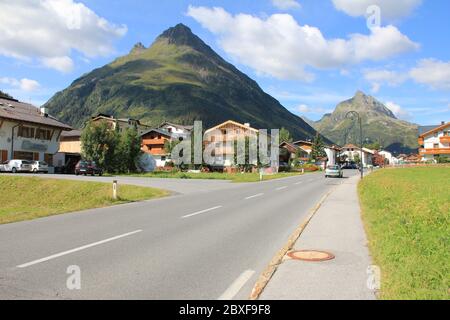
[346,111,364,180]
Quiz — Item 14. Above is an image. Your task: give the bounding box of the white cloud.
[294,104,333,114]
[187,6,418,81]
[363,69,408,93]
[385,101,412,120]
[0,77,40,92]
[332,0,422,20]
[272,0,302,10]
[409,59,450,90]
[0,0,127,73]
[41,56,75,73]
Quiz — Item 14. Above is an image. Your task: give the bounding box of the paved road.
[0,170,359,299]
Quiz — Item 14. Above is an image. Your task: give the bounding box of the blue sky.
[0,0,449,125]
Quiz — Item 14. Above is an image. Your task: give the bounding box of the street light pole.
[346,111,364,180]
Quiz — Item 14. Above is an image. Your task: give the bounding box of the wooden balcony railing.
[419,148,450,155]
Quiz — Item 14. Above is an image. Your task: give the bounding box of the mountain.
[301,116,317,129]
[314,91,419,154]
[43,23,319,141]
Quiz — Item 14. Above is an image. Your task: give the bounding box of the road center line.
[218,270,255,300]
[276,186,288,191]
[17,230,143,268]
[294,181,303,185]
[245,193,264,200]
[181,206,223,219]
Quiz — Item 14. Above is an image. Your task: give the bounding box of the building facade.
[53,129,82,173]
[141,128,173,167]
[204,120,259,167]
[91,114,151,135]
[0,97,71,164]
[341,144,374,167]
[418,122,450,162]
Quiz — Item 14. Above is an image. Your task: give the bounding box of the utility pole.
[346,111,364,180]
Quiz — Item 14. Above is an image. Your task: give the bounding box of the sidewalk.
[259,175,377,300]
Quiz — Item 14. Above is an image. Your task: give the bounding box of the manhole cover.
[288,250,335,262]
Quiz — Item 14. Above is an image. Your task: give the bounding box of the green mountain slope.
[315,91,419,154]
[44,24,320,141]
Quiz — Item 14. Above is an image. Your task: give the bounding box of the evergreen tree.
[117,128,142,173]
[279,127,293,143]
[311,133,327,161]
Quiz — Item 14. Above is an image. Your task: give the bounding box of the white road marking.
[245,193,264,200]
[181,206,223,219]
[294,181,303,185]
[276,186,288,191]
[218,270,255,300]
[17,230,143,268]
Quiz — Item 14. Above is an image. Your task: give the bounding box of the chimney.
[40,107,49,117]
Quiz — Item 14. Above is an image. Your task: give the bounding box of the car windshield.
[41,162,48,166]
[327,165,339,170]
[23,161,33,165]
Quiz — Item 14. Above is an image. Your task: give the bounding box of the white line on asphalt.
[245,193,264,200]
[218,270,256,300]
[181,206,223,219]
[276,186,288,191]
[294,181,303,185]
[17,230,143,268]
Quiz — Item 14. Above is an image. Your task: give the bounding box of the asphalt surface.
[0,170,359,300]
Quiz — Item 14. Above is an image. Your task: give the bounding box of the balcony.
[419,148,450,155]
[440,136,450,143]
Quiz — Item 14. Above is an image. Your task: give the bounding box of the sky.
[0,0,449,126]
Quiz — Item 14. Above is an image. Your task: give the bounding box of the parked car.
[31,161,49,173]
[0,160,33,173]
[75,160,103,176]
[341,163,359,170]
[325,165,343,178]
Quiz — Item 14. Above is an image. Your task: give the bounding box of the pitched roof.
[159,121,193,131]
[419,122,450,137]
[61,129,82,138]
[343,143,359,149]
[205,120,259,134]
[140,128,172,137]
[0,98,71,130]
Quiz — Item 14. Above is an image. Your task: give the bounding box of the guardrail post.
[113,180,118,200]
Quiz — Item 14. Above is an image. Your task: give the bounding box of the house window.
[18,126,35,138]
[161,156,166,161]
[36,129,52,140]
[434,144,439,149]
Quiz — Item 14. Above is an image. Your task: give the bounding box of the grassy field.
[358,167,449,300]
[0,176,169,225]
[123,171,306,182]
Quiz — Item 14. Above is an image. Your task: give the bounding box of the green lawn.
[0,176,169,225]
[122,171,307,182]
[358,167,450,300]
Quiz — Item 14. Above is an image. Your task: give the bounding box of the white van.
[0,160,33,173]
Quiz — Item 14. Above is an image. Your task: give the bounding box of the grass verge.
[0,176,169,224]
[358,167,449,299]
[122,171,306,182]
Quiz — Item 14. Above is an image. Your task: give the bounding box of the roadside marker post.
[113,180,118,200]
